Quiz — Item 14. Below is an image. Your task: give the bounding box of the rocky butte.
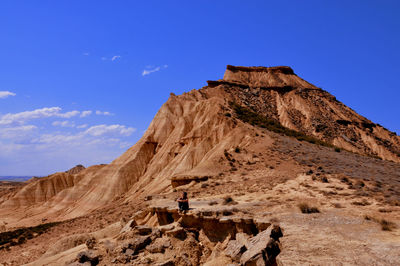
[0,65,399,265]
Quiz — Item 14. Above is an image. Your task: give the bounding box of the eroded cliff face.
[214,65,400,162]
[0,86,253,224]
[1,65,399,226]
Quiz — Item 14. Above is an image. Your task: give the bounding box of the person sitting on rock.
[177,191,189,212]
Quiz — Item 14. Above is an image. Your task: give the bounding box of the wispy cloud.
[0,105,135,175]
[77,124,88,129]
[80,110,92,118]
[95,110,112,116]
[142,65,168,76]
[111,55,121,61]
[52,120,75,128]
[0,91,16,99]
[101,57,107,61]
[83,52,90,56]
[0,107,80,125]
[84,124,135,137]
[61,110,80,118]
[0,125,37,139]
[31,124,135,145]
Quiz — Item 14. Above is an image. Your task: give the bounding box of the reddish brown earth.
[0,65,399,265]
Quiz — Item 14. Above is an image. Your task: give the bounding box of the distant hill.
[0,176,33,182]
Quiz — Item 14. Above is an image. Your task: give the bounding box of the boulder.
[146,243,165,253]
[158,223,176,233]
[134,225,153,235]
[150,227,162,240]
[165,226,187,240]
[120,219,137,234]
[125,248,135,256]
[224,240,247,262]
[120,235,152,254]
[240,226,283,266]
[76,250,101,266]
[146,237,171,253]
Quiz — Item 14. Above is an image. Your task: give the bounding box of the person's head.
[181,191,187,199]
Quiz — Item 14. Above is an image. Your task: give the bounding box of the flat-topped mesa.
[207,65,318,91]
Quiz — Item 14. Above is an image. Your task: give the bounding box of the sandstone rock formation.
[2,65,399,227]
[1,65,399,265]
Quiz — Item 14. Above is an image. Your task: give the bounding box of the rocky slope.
[213,65,400,161]
[2,66,399,223]
[0,65,399,265]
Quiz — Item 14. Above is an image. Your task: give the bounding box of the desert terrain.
[0,65,399,265]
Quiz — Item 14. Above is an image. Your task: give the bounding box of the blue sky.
[0,1,399,175]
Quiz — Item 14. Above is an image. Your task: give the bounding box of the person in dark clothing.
[177,191,189,212]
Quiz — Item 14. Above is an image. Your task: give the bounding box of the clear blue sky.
[0,0,399,176]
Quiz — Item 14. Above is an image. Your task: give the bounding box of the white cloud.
[95,110,112,116]
[142,65,168,76]
[111,55,121,61]
[0,91,16,99]
[77,124,88,129]
[0,107,80,125]
[142,66,161,76]
[52,121,75,128]
[80,110,92,118]
[28,124,135,145]
[0,106,136,175]
[101,57,107,61]
[83,52,90,56]
[59,110,80,118]
[84,124,135,137]
[0,125,37,139]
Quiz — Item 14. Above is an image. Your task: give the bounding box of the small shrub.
[208,201,218,206]
[355,180,365,188]
[321,176,329,183]
[380,219,396,231]
[334,147,341,152]
[298,203,320,214]
[234,147,241,153]
[340,177,350,183]
[364,215,373,221]
[224,113,232,117]
[364,216,396,231]
[222,196,238,205]
[352,200,371,206]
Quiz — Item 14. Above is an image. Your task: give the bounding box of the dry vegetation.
[365,215,397,231]
[298,203,320,214]
[231,102,336,148]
